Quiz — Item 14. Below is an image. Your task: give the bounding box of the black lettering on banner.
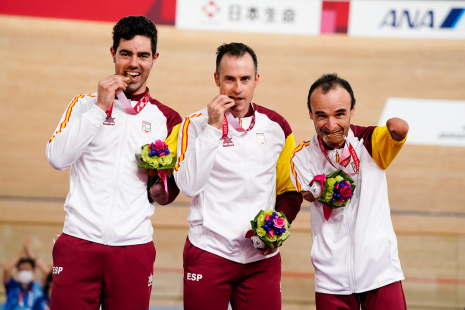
[229,5,241,21]
[283,8,295,23]
[247,7,259,21]
[265,8,275,23]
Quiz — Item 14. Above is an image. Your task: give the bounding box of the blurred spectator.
[1,239,52,310]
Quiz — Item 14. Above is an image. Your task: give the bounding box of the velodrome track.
[0,15,465,309]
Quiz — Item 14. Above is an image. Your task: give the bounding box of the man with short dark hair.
[290,74,408,309]
[174,42,303,310]
[46,15,181,309]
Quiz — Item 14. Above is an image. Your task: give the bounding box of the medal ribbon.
[106,90,151,116]
[221,103,256,145]
[317,135,359,176]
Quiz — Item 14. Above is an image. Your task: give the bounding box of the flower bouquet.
[316,170,356,209]
[136,140,176,201]
[246,210,290,252]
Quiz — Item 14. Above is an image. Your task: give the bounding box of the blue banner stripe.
[441,8,465,28]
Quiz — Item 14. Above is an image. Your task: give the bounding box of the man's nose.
[128,55,138,67]
[327,117,338,131]
[232,80,242,94]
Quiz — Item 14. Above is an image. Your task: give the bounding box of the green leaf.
[261,238,274,250]
[253,210,264,222]
[251,221,257,231]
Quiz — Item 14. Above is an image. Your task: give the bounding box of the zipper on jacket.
[103,111,129,245]
[241,129,250,264]
[346,203,357,293]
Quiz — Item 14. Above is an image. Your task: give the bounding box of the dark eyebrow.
[241,75,252,79]
[314,111,327,116]
[119,49,132,55]
[336,109,347,113]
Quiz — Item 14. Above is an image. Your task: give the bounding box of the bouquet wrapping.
[246,210,291,251]
[316,170,356,209]
[136,140,176,201]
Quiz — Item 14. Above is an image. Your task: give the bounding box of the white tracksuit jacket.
[46,89,181,246]
[174,104,302,264]
[290,125,406,294]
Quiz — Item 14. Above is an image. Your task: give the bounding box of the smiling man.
[46,16,181,310]
[174,43,303,310]
[290,74,409,310]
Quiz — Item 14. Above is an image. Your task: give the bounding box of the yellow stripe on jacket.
[276,133,298,196]
[174,113,203,171]
[49,94,95,142]
[290,141,310,192]
[165,123,181,158]
[371,125,407,170]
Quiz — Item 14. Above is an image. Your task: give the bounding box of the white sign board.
[176,0,322,35]
[349,0,465,39]
[378,98,465,147]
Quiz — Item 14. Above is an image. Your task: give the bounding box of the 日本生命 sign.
[176,0,322,35]
[349,0,465,39]
[378,98,465,147]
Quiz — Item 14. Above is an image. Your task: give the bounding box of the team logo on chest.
[256,133,266,146]
[142,121,151,134]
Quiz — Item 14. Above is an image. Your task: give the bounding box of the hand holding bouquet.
[310,169,356,220]
[136,140,176,199]
[245,210,290,254]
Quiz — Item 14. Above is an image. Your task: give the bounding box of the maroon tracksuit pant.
[315,281,407,310]
[50,233,156,310]
[183,238,281,310]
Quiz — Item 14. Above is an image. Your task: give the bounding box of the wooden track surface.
[1,15,465,212]
[1,15,465,309]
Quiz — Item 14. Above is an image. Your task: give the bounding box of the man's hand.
[95,75,131,112]
[149,183,169,205]
[207,95,235,129]
[149,176,180,205]
[386,118,409,141]
[301,191,315,203]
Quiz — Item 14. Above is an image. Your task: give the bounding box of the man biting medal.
[290,73,409,310]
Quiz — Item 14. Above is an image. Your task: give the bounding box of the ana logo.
[380,8,465,29]
[256,133,266,146]
[186,272,203,281]
[440,8,465,28]
[52,266,63,274]
[203,1,220,18]
[148,274,153,287]
[142,121,151,134]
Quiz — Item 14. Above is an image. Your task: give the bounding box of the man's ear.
[214,72,220,87]
[152,52,160,66]
[110,46,116,64]
[309,110,314,121]
[350,105,356,117]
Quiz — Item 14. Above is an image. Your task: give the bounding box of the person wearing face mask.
[290,74,409,310]
[2,257,44,310]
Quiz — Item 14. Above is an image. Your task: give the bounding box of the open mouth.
[322,130,345,143]
[124,71,141,82]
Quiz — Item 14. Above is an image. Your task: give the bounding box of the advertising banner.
[176,0,322,35]
[349,0,465,39]
[378,98,465,147]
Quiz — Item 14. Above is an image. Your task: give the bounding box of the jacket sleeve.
[371,126,407,170]
[173,115,222,198]
[275,132,303,224]
[46,95,106,170]
[290,141,313,193]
